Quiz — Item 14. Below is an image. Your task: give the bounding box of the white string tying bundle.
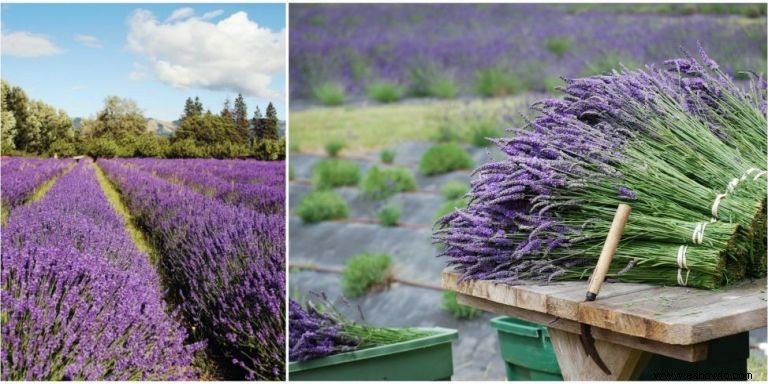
[684,168,765,286]
[691,222,707,245]
[676,245,690,286]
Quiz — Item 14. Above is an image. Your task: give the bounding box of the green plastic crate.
[490,316,563,380]
[289,327,458,381]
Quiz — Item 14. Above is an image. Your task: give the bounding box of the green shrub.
[469,119,502,147]
[544,37,571,59]
[377,205,401,227]
[435,198,468,219]
[360,166,417,200]
[541,75,563,93]
[312,159,360,189]
[296,190,349,223]
[312,82,346,106]
[441,180,470,200]
[167,138,208,158]
[442,291,482,319]
[420,143,474,176]
[475,68,524,97]
[433,121,463,143]
[380,149,396,164]
[325,139,345,157]
[47,139,77,157]
[367,81,403,103]
[252,138,285,160]
[409,65,458,99]
[341,253,394,298]
[86,138,119,159]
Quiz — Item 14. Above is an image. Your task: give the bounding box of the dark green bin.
[490,316,563,380]
[289,327,458,381]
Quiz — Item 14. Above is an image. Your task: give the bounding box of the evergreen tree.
[182,97,196,120]
[263,102,280,140]
[233,93,249,142]
[193,96,204,115]
[251,106,263,140]
[220,98,233,121]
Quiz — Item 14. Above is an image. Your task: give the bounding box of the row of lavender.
[1,157,72,209]
[1,160,199,380]
[114,158,285,215]
[290,4,766,98]
[100,159,285,380]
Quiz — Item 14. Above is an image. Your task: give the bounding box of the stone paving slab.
[290,270,507,381]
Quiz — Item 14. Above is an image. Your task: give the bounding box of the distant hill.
[72,118,284,138]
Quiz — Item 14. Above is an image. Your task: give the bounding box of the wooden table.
[442,268,767,380]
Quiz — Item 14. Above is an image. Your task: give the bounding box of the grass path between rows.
[1,163,76,225]
[290,95,529,154]
[93,161,159,265]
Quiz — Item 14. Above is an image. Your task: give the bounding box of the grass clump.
[440,180,470,200]
[469,118,502,147]
[419,143,474,176]
[377,205,401,227]
[360,166,417,200]
[442,291,482,319]
[341,253,394,298]
[325,139,345,157]
[581,53,639,76]
[367,81,403,103]
[296,190,349,223]
[312,82,346,106]
[544,37,571,59]
[312,159,360,189]
[380,149,396,164]
[409,65,458,99]
[475,68,524,97]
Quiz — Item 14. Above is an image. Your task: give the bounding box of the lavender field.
[290,3,767,102]
[1,157,285,380]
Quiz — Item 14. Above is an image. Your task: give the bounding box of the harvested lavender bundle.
[434,46,766,289]
[289,299,434,362]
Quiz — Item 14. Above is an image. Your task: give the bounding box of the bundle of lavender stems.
[289,299,433,362]
[435,46,767,289]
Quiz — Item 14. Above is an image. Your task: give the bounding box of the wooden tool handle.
[586,204,632,301]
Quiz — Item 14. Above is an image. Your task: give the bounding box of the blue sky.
[1,3,286,121]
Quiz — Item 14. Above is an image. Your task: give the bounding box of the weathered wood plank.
[549,328,651,380]
[457,293,708,362]
[444,268,767,345]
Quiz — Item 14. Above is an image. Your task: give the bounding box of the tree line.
[0,80,285,160]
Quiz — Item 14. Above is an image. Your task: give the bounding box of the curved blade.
[579,323,612,375]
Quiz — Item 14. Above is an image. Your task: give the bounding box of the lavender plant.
[100,159,285,380]
[434,48,767,289]
[1,160,199,380]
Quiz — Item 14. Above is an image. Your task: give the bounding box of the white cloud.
[166,7,195,23]
[201,10,224,20]
[74,34,102,48]
[1,31,63,57]
[127,8,285,98]
[128,62,148,81]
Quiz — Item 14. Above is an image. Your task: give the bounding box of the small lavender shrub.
[469,119,502,147]
[312,82,346,105]
[442,291,482,319]
[440,180,469,200]
[360,166,417,200]
[475,68,524,97]
[377,205,401,227]
[367,81,403,103]
[312,159,360,189]
[325,139,345,157]
[544,37,571,59]
[341,253,394,297]
[380,149,396,164]
[419,143,474,176]
[297,190,349,223]
[409,65,458,98]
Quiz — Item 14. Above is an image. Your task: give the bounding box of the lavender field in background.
[0,157,72,209]
[290,3,767,99]
[1,160,198,380]
[116,158,285,214]
[101,159,285,380]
